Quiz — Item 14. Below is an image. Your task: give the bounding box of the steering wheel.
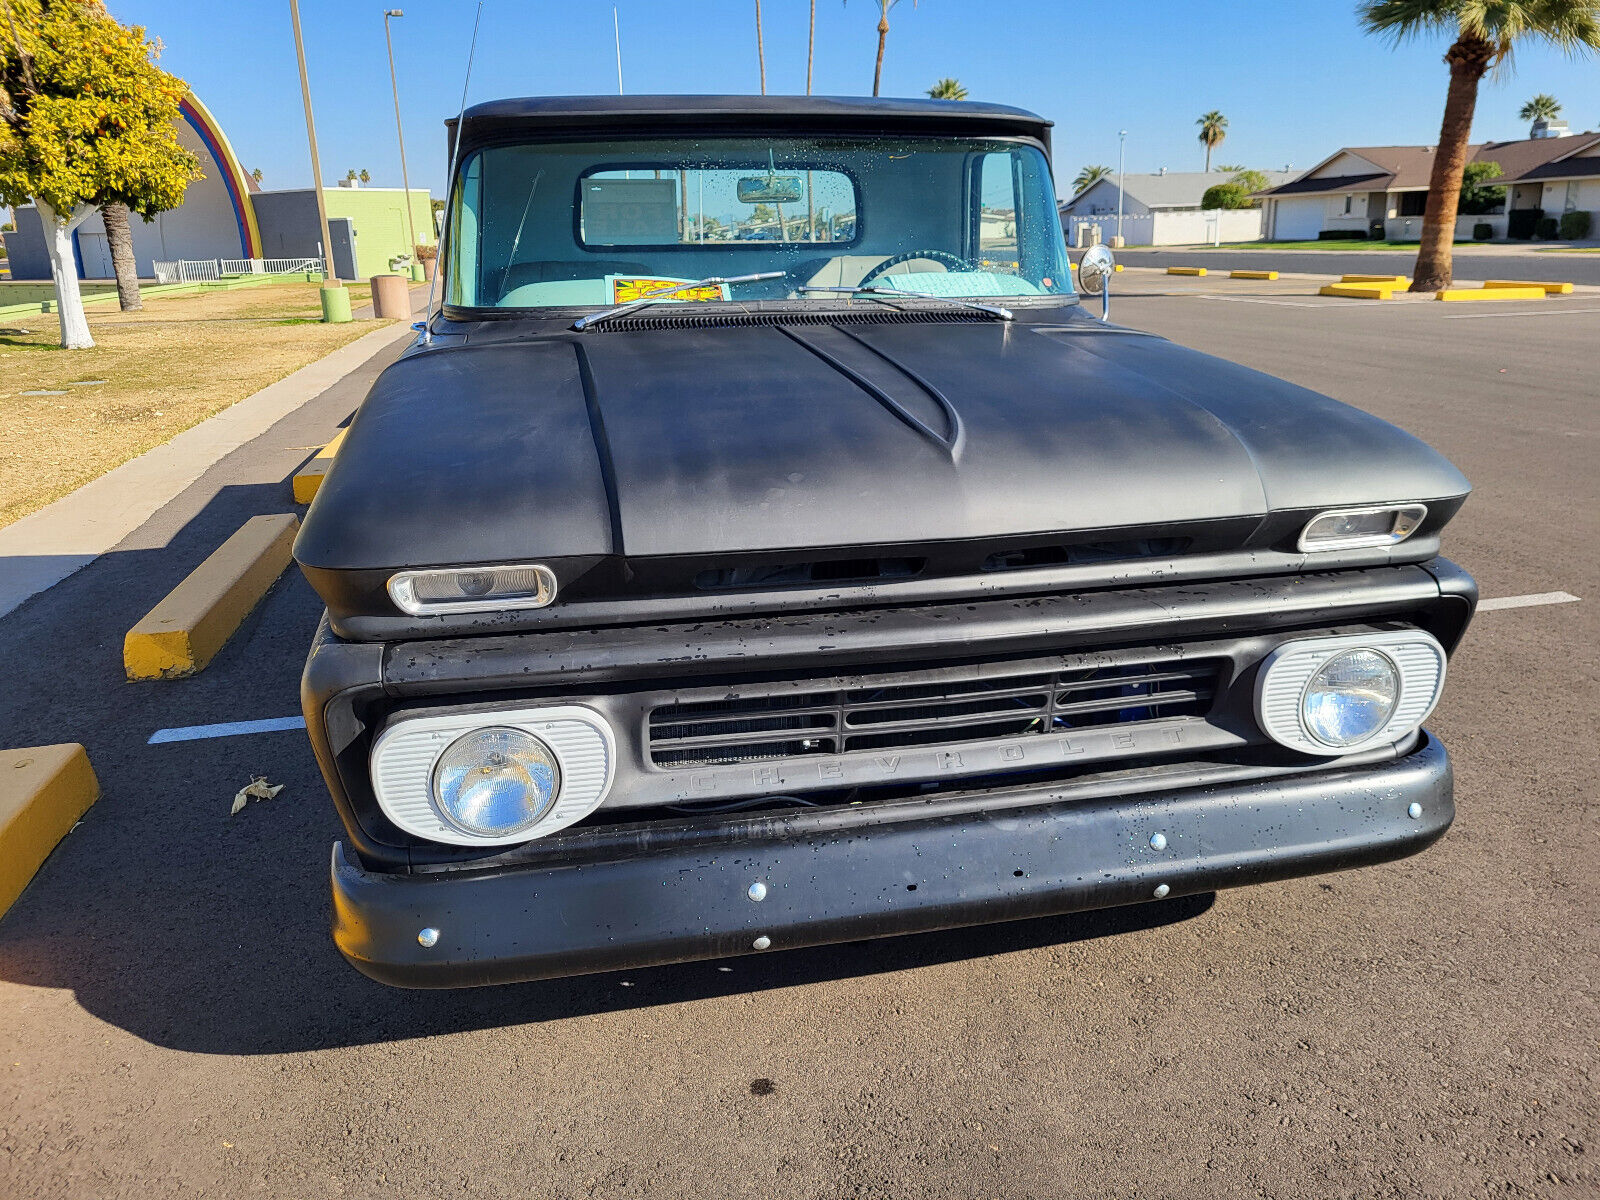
[858,249,975,288]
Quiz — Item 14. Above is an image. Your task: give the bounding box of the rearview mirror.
[737,175,804,204]
[1077,244,1115,321]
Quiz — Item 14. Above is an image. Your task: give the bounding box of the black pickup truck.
[295,96,1473,988]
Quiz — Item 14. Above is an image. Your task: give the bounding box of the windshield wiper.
[572,272,786,331]
[799,284,1013,321]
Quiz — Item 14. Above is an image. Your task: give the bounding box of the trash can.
[370,273,410,320]
[319,284,352,324]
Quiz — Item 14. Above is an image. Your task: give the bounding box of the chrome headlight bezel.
[370,705,615,846]
[387,562,558,616]
[1254,631,1446,757]
[1297,504,1428,553]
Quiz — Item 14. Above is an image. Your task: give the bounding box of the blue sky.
[106,0,1600,199]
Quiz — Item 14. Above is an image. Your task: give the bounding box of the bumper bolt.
[1149,832,1168,851]
[417,927,440,948]
[1407,802,1422,819]
[752,935,772,950]
[747,881,768,902]
[1153,884,1170,899]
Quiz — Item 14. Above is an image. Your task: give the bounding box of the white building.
[1057,170,1293,247]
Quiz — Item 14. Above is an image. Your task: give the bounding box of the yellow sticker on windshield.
[608,276,730,304]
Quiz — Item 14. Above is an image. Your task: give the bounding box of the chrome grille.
[647,657,1222,768]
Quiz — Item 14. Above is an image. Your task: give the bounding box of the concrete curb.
[1436,286,1545,302]
[291,428,348,504]
[124,514,300,679]
[1483,279,1574,294]
[0,319,411,622]
[0,743,99,919]
[1320,282,1400,300]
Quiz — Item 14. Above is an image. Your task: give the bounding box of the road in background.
[1118,244,1600,285]
[1,283,1595,1199]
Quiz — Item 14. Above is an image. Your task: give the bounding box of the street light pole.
[290,0,337,287]
[383,10,419,264]
[1116,129,1127,246]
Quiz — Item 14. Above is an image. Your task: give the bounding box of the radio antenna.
[420,0,484,344]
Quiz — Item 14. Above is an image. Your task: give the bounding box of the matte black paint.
[330,733,1452,988]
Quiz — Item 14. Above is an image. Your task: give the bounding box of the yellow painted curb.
[1113,264,1123,272]
[1166,266,1206,276]
[1341,274,1407,284]
[124,514,300,680]
[1483,279,1574,295]
[1320,282,1397,300]
[1229,270,1278,280]
[1,744,99,919]
[291,427,348,504]
[1435,286,1545,302]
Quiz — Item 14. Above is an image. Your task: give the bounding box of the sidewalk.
[0,289,425,620]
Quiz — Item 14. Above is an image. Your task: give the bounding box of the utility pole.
[1116,129,1128,246]
[290,0,338,288]
[383,10,419,261]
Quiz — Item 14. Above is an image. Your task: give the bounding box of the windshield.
[445,135,1075,311]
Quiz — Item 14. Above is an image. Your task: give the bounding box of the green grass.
[1534,246,1600,253]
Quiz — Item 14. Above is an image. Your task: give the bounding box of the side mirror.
[1077,244,1115,321]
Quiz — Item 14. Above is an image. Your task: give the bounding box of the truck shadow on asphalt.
[0,482,1214,1056]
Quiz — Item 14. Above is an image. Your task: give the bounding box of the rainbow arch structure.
[178,92,261,259]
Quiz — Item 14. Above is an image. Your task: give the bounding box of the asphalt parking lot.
[2,272,1596,1199]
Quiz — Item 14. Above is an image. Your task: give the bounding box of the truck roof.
[448,94,1053,158]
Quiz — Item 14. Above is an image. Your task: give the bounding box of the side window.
[448,152,482,306]
[974,151,1021,274]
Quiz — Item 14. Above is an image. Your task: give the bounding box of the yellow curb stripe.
[123,514,300,680]
[1340,274,1408,284]
[1482,279,1574,295]
[1,744,99,919]
[291,428,349,504]
[1320,282,1396,300]
[1166,266,1206,276]
[1435,286,1545,302]
[1229,270,1278,280]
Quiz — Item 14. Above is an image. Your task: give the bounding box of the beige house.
[1260,133,1600,241]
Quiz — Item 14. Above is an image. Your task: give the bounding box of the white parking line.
[1441,307,1600,320]
[1478,591,1582,612]
[148,716,306,745]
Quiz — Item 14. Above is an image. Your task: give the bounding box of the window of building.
[1398,192,1427,217]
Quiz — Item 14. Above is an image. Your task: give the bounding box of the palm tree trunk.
[1411,34,1491,293]
[1204,144,1211,173]
[807,0,815,94]
[872,15,888,95]
[102,203,142,312]
[755,0,766,94]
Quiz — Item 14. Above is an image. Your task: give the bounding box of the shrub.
[1536,216,1560,239]
[1507,208,1542,240]
[1473,223,1493,240]
[414,242,438,262]
[1558,210,1592,240]
[1201,182,1251,210]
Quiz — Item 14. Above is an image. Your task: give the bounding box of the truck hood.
[295,313,1470,571]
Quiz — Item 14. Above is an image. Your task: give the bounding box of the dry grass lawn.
[0,281,387,529]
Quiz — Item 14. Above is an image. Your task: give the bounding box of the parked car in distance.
[295,96,1474,988]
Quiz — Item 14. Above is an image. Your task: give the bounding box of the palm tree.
[927,77,968,100]
[846,0,916,97]
[358,169,371,185]
[251,167,264,184]
[1073,164,1113,193]
[1361,2,1600,292]
[100,203,141,312]
[755,0,766,94]
[1196,111,1228,172]
[1519,92,1561,120]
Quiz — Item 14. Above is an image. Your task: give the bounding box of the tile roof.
[1261,134,1600,198]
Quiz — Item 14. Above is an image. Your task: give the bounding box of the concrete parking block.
[1166,267,1206,276]
[1341,274,1408,285]
[123,514,300,680]
[1435,286,1545,302]
[291,428,348,504]
[1229,270,1278,280]
[0,744,99,919]
[1320,282,1399,300]
[1483,279,1574,295]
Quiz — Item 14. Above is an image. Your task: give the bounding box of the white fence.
[153,257,323,284]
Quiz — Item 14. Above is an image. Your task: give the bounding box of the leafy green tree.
[0,0,200,347]
[1518,91,1561,119]
[927,77,968,100]
[1227,168,1272,196]
[1201,182,1251,209]
[1196,110,1228,171]
[1360,1,1600,291]
[1072,164,1112,193]
[1458,159,1505,213]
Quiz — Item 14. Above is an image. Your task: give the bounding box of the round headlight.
[1300,650,1399,748]
[432,727,560,837]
